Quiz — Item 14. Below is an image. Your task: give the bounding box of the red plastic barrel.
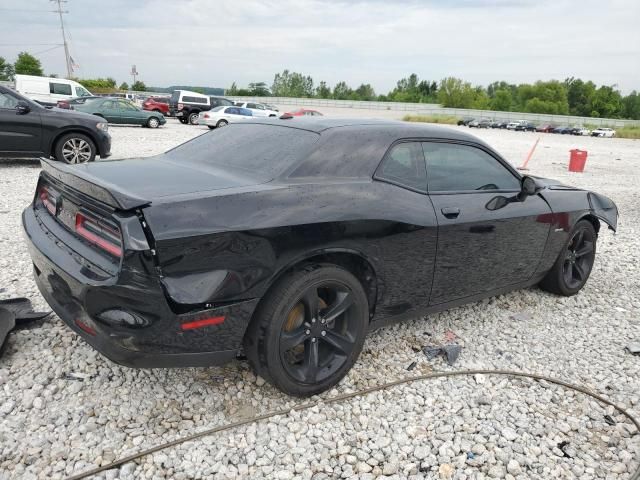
[568,149,588,172]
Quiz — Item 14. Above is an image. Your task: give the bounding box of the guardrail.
[227,96,640,127]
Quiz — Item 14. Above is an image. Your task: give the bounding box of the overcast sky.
[1,0,638,93]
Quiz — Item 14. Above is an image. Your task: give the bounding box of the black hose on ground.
[63,369,640,480]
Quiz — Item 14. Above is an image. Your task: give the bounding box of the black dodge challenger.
[23,118,618,396]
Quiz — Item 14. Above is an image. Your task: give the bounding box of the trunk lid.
[41,157,267,210]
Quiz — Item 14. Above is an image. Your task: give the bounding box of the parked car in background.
[234,102,279,117]
[198,106,252,129]
[573,127,591,136]
[0,85,110,163]
[515,123,537,132]
[457,116,474,126]
[536,124,555,133]
[468,119,491,128]
[56,96,102,109]
[552,126,571,134]
[14,74,93,107]
[282,108,323,117]
[74,98,166,128]
[591,127,616,137]
[142,97,170,116]
[169,90,211,125]
[210,96,235,109]
[264,103,279,112]
[506,122,520,130]
[22,119,618,396]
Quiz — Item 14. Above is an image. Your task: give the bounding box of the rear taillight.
[203,113,209,119]
[38,185,58,215]
[75,212,123,258]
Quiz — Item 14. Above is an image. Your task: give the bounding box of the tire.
[216,120,228,128]
[54,133,96,164]
[188,112,199,125]
[244,264,369,397]
[539,220,597,296]
[147,117,160,128]
[179,116,188,124]
[208,126,215,130]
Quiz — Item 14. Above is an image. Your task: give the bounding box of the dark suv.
[0,85,110,163]
[169,90,235,125]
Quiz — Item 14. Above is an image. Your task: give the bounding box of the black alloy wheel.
[540,220,597,296]
[244,265,369,397]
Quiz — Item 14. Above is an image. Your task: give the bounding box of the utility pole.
[51,0,72,78]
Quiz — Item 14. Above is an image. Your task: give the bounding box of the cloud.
[0,0,638,93]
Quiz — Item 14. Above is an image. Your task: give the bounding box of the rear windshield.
[164,124,319,178]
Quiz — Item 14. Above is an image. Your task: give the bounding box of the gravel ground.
[1,118,639,480]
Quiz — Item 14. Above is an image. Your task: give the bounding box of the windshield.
[165,124,320,178]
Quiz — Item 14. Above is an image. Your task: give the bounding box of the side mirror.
[16,101,31,115]
[521,176,538,196]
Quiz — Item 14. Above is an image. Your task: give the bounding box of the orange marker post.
[517,137,540,171]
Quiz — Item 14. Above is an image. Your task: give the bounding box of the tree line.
[229,70,640,120]
[0,51,146,92]
[2,51,637,120]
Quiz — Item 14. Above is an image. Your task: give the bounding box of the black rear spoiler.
[40,158,151,210]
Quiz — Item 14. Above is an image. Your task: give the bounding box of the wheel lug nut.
[311,318,316,323]
[321,331,326,336]
[320,319,325,324]
[305,329,311,335]
[311,338,317,343]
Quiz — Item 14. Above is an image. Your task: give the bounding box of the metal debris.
[0,308,16,352]
[604,414,616,426]
[422,344,463,365]
[626,342,640,355]
[406,361,417,371]
[0,297,51,326]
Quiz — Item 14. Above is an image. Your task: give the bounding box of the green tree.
[353,83,376,101]
[590,85,623,118]
[131,80,146,91]
[315,81,331,99]
[119,82,129,90]
[490,89,513,111]
[0,57,15,81]
[248,82,270,96]
[622,91,640,120]
[271,70,314,97]
[565,78,596,116]
[332,81,353,100]
[14,51,43,76]
[77,78,119,91]
[227,82,238,95]
[437,77,479,108]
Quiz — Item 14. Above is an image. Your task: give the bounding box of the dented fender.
[588,191,618,232]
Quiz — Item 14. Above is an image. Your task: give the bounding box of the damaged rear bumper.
[23,206,259,368]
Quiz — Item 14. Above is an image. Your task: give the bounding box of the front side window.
[0,92,18,109]
[423,142,520,192]
[50,82,72,95]
[240,108,252,116]
[75,86,91,97]
[247,103,257,109]
[375,142,427,191]
[102,100,115,109]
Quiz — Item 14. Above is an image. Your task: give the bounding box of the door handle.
[441,207,460,219]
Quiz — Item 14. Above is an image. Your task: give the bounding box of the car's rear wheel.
[179,116,188,124]
[539,220,597,296]
[244,265,369,397]
[188,112,199,125]
[54,133,96,164]
[147,117,160,128]
[216,120,228,128]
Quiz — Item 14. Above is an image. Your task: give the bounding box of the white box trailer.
[14,75,93,106]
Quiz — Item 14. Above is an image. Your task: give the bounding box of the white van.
[14,74,93,106]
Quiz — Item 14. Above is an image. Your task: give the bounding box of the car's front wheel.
[244,265,369,397]
[539,220,597,296]
[54,133,96,164]
[147,117,160,128]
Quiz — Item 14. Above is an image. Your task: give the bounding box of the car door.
[118,100,142,124]
[373,142,438,316]
[423,141,552,305]
[98,100,121,123]
[0,91,43,156]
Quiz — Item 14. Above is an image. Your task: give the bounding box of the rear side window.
[375,142,427,191]
[50,82,72,95]
[239,108,252,116]
[225,107,237,114]
[182,96,208,104]
[165,124,320,178]
[423,142,520,192]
